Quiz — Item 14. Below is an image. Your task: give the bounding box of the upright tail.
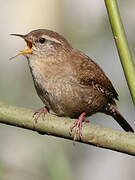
[105,103,134,132]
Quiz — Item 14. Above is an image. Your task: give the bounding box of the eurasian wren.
[11,29,134,140]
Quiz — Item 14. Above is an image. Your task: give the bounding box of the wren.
[11,29,134,140]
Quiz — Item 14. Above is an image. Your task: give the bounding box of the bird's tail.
[105,103,134,132]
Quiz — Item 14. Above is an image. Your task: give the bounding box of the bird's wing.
[69,49,118,100]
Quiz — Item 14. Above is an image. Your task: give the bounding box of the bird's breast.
[27,58,108,117]
[28,59,76,111]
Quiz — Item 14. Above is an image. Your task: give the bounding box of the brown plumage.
[11,29,134,140]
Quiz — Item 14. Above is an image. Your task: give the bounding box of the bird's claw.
[33,107,49,127]
[70,112,86,141]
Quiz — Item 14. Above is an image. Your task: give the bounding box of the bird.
[11,29,134,140]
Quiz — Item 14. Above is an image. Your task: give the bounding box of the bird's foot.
[70,112,86,141]
[33,106,49,125]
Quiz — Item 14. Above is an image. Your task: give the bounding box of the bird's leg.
[70,112,86,141]
[33,106,49,125]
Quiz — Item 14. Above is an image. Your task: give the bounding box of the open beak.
[10,34,33,60]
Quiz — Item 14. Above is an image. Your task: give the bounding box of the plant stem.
[104,0,135,104]
[0,101,135,156]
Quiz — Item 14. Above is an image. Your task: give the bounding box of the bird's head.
[11,29,71,60]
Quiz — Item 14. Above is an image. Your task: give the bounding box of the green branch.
[0,101,135,156]
[104,0,135,104]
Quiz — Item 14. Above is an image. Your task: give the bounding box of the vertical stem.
[104,0,135,105]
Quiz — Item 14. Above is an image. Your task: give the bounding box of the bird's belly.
[36,80,108,118]
[29,62,107,118]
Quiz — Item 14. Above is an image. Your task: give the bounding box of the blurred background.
[0,0,135,179]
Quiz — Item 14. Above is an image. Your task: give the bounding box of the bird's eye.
[39,37,45,44]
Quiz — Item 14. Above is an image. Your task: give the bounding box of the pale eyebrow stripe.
[42,35,62,44]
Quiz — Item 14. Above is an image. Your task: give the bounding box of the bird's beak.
[10,34,33,60]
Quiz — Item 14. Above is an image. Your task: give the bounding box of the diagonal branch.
[0,101,135,156]
[104,0,135,104]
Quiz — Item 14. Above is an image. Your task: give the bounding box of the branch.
[104,0,135,105]
[0,101,135,156]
